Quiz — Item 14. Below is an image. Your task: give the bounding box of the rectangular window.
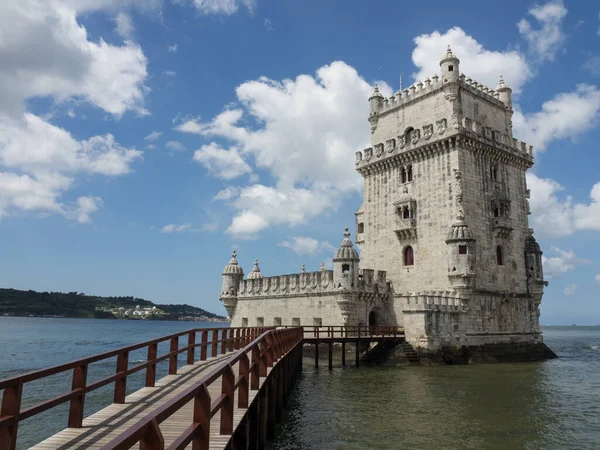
[241,317,248,327]
[459,245,468,255]
[342,264,350,273]
[292,317,300,326]
[357,222,364,233]
[313,317,322,327]
[257,317,264,327]
[274,317,282,327]
[448,65,454,72]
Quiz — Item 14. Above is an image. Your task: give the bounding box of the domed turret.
[368,84,384,133]
[440,45,460,84]
[220,250,244,317]
[445,210,476,291]
[247,258,264,279]
[333,227,360,289]
[496,75,514,135]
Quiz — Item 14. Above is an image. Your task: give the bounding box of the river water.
[1,318,599,449]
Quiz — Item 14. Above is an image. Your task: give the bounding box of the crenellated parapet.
[401,291,469,314]
[237,270,335,297]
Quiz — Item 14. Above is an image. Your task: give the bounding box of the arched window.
[496,246,504,266]
[401,167,407,184]
[491,165,498,182]
[493,205,500,217]
[405,127,414,145]
[402,206,410,219]
[407,165,413,182]
[404,246,414,266]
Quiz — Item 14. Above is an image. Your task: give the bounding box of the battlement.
[458,74,505,107]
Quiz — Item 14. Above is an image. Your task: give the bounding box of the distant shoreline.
[0,314,229,323]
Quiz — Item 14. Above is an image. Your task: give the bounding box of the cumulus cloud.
[178,61,373,236]
[160,222,192,233]
[583,56,600,76]
[166,140,186,151]
[168,43,178,53]
[543,247,590,279]
[144,131,162,141]
[527,173,600,237]
[411,27,531,93]
[563,284,577,296]
[279,236,336,256]
[191,0,256,15]
[114,12,134,39]
[213,186,239,201]
[0,0,147,223]
[517,0,568,62]
[513,84,600,152]
[192,143,251,180]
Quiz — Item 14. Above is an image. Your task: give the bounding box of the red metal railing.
[0,326,271,450]
[300,325,402,339]
[100,327,303,450]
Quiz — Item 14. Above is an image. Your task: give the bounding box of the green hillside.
[0,288,226,321]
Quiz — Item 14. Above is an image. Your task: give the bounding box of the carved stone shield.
[397,135,406,149]
[436,119,447,135]
[411,128,420,145]
[423,124,433,140]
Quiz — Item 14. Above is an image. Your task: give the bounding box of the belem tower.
[219,48,556,363]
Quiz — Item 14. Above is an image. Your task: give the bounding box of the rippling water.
[1,318,599,449]
[270,327,600,450]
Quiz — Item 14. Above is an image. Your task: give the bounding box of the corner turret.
[524,229,546,302]
[440,45,460,84]
[247,258,264,279]
[333,227,360,289]
[220,250,244,317]
[445,210,476,293]
[368,84,384,133]
[496,75,514,134]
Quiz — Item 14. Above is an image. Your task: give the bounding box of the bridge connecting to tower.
[0,325,405,450]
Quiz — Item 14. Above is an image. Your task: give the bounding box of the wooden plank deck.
[31,351,266,450]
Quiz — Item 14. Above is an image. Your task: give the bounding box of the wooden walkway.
[31,351,268,450]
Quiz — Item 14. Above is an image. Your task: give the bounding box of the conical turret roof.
[247,258,264,279]
[222,250,244,275]
[334,227,359,261]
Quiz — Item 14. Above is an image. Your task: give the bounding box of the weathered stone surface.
[218,48,551,362]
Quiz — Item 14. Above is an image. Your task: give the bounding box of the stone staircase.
[361,338,421,365]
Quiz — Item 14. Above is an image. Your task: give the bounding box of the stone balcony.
[394,217,417,240]
[492,216,513,238]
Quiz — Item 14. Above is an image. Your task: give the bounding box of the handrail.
[100,327,304,449]
[287,325,403,339]
[0,326,273,450]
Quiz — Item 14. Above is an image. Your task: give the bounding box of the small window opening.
[493,206,500,217]
[313,317,322,327]
[402,207,410,219]
[404,246,414,266]
[448,65,454,72]
[242,317,248,327]
[274,317,282,327]
[292,317,300,326]
[459,245,468,255]
[257,317,264,326]
[342,264,350,273]
[407,165,413,182]
[357,222,364,233]
[401,167,407,184]
[496,246,504,266]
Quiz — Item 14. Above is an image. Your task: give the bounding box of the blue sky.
[0,0,599,324]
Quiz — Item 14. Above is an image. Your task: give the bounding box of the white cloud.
[0,1,148,118]
[164,70,177,77]
[574,182,600,231]
[144,131,162,141]
[517,0,568,62]
[166,140,186,151]
[160,222,192,233]
[264,18,274,31]
[596,274,600,283]
[192,143,251,179]
[191,0,256,15]
[178,61,373,236]
[168,43,178,53]
[527,173,600,237]
[75,196,103,223]
[114,12,134,39]
[513,84,600,152]
[213,186,239,201]
[583,56,600,76]
[564,284,577,296]
[279,236,336,256]
[542,247,590,279]
[411,27,531,93]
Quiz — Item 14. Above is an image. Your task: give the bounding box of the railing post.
[228,329,234,352]
[169,336,179,375]
[251,345,260,390]
[259,341,268,377]
[146,342,158,387]
[265,335,274,367]
[200,330,208,361]
[235,329,240,350]
[212,330,219,358]
[140,418,164,450]
[114,351,129,404]
[221,330,227,355]
[238,352,250,409]
[187,331,196,365]
[67,363,88,428]
[220,365,235,435]
[192,385,211,450]
[0,381,23,450]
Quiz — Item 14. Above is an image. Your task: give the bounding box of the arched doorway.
[368,310,377,327]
